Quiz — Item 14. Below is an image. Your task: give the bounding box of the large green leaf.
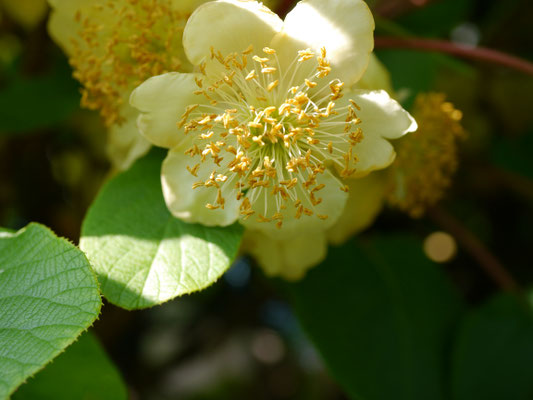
[80,149,244,310]
[0,223,101,399]
[13,333,127,400]
[451,294,533,400]
[289,235,463,400]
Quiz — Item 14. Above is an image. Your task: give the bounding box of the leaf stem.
[374,36,533,76]
[427,206,521,294]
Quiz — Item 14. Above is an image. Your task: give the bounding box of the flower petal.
[242,229,327,280]
[162,145,240,227]
[48,0,96,54]
[130,72,203,149]
[352,90,417,174]
[327,172,387,245]
[355,90,417,140]
[106,105,151,171]
[331,89,417,176]
[241,169,348,239]
[354,54,394,93]
[183,0,284,66]
[281,0,374,86]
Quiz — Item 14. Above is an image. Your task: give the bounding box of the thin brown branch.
[375,0,438,18]
[375,36,533,76]
[427,206,521,293]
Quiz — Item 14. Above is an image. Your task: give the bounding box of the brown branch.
[375,36,533,76]
[375,0,438,18]
[427,206,521,293]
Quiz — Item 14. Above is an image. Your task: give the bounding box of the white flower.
[130,0,417,278]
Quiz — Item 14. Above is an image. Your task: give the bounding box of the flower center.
[181,45,364,228]
[70,0,191,126]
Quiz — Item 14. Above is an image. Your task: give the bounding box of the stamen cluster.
[70,0,190,126]
[180,45,365,228]
[387,93,465,217]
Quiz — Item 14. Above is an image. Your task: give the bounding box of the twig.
[427,206,521,293]
[374,36,533,76]
[375,0,438,18]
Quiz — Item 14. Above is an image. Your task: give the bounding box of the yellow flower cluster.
[387,93,465,217]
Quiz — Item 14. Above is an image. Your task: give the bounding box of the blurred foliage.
[451,295,533,400]
[289,236,463,400]
[0,55,79,134]
[1,0,533,399]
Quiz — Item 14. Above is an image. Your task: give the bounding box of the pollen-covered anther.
[267,80,279,92]
[262,67,277,74]
[263,47,276,55]
[298,49,315,62]
[245,70,257,80]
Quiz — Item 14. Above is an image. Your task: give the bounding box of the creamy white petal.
[354,54,394,93]
[183,0,284,66]
[106,105,151,171]
[330,89,417,176]
[327,172,387,245]
[280,0,374,87]
[130,72,203,149]
[242,228,327,280]
[162,145,240,227]
[354,90,417,140]
[241,169,348,239]
[48,0,96,54]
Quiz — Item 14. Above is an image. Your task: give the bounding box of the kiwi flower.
[130,0,416,277]
[47,0,213,169]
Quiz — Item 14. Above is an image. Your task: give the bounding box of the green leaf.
[0,223,101,399]
[289,235,463,400]
[12,333,127,400]
[80,149,244,310]
[451,294,533,400]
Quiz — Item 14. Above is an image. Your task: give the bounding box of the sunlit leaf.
[80,149,243,310]
[0,223,101,399]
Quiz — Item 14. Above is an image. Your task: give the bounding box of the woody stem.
[374,36,533,76]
